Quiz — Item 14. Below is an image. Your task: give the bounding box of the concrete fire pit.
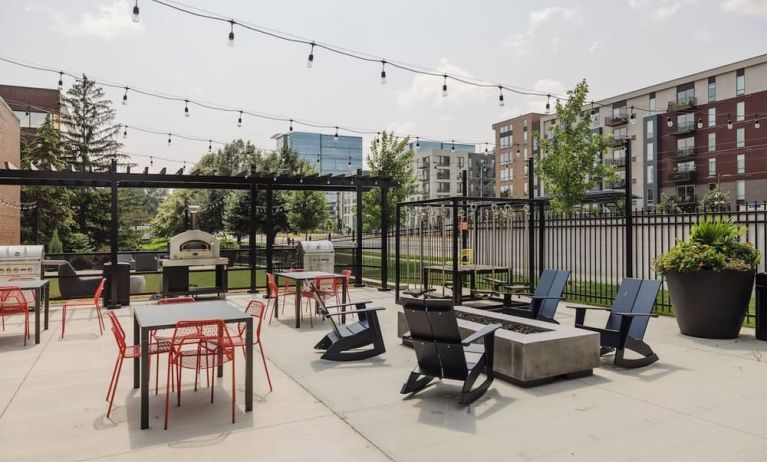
[397,306,600,387]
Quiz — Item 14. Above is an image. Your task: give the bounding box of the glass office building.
[273,132,364,222]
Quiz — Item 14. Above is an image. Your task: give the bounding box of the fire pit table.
[397,305,600,387]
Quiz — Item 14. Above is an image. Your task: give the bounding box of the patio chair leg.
[231,353,236,423]
[107,356,124,418]
[165,358,172,430]
[96,306,104,336]
[614,337,659,369]
[61,305,67,338]
[258,342,273,391]
[401,370,435,396]
[107,355,120,401]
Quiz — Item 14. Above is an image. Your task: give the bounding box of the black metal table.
[0,279,50,344]
[132,301,253,430]
[275,271,348,328]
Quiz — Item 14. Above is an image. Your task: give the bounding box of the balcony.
[673,195,697,205]
[669,170,697,182]
[675,147,696,159]
[668,97,697,112]
[611,136,629,147]
[670,121,696,136]
[607,178,626,189]
[604,115,628,127]
[604,157,626,168]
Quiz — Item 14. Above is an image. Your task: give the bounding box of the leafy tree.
[656,193,682,214]
[700,187,731,212]
[20,115,76,244]
[533,80,614,212]
[362,131,417,232]
[48,229,63,254]
[287,163,328,238]
[150,189,205,238]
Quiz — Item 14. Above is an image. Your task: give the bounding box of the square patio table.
[0,279,50,344]
[132,301,253,430]
[275,271,348,328]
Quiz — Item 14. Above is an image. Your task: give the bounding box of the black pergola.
[0,160,392,306]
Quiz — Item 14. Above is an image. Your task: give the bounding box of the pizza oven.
[160,206,228,268]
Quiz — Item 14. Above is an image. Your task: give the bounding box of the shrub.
[48,229,63,254]
[655,218,761,275]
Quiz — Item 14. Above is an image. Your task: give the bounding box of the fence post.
[265,186,274,293]
[107,161,121,309]
[625,138,634,278]
[452,198,461,306]
[249,179,258,294]
[395,203,401,302]
[380,183,390,291]
[538,200,546,273]
[527,156,536,288]
[355,183,364,287]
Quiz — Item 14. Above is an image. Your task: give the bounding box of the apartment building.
[496,54,767,208]
[408,141,495,201]
[0,85,62,140]
[0,97,21,244]
[492,114,543,198]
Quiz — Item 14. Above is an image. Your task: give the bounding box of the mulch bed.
[456,311,546,334]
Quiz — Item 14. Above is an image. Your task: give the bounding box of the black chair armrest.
[323,300,373,310]
[565,304,613,311]
[323,307,385,317]
[482,277,506,285]
[529,295,563,300]
[612,312,658,318]
[403,288,435,297]
[462,323,502,345]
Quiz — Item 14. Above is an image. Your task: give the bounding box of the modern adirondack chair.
[399,297,501,405]
[308,284,386,361]
[500,269,570,323]
[567,278,661,368]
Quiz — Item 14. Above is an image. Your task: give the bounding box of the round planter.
[666,269,755,339]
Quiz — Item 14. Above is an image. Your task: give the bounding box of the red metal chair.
[149,296,197,394]
[164,319,237,430]
[105,311,169,418]
[61,277,106,338]
[334,269,353,302]
[300,276,338,327]
[266,272,293,323]
[226,300,272,391]
[9,277,36,304]
[0,287,29,345]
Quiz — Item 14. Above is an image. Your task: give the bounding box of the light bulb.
[756,114,761,129]
[289,119,293,132]
[484,143,488,153]
[237,111,243,127]
[150,156,154,166]
[167,134,172,146]
[630,108,636,125]
[132,1,140,23]
[334,127,339,142]
[123,127,127,139]
[227,20,235,47]
[727,115,733,129]
[697,118,703,129]
[307,42,315,68]
[667,116,673,128]
[498,86,504,107]
[122,87,128,105]
[208,141,212,152]
[57,72,63,91]
[184,100,189,117]
[545,94,551,114]
[442,75,448,97]
[451,140,455,152]
[380,61,387,85]
[416,137,420,150]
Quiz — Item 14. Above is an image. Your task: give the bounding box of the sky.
[1,0,766,170]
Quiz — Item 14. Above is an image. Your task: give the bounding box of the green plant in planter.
[655,218,760,274]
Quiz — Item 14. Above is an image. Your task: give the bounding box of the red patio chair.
[164,319,237,430]
[149,296,197,394]
[105,311,169,418]
[300,276,338,327]
[61,277,106,338]
[333,269,353,302]
[265,272,293,323]
[0,287,29,345]
[281,268,304,307]
[226,300,272,391]
[9,277,36,304]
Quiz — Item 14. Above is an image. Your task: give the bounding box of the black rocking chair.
[399,296,501,405]
[500,269,570,323]
[567,278,661,368]
[309,284,386,361]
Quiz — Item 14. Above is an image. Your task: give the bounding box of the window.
[677,113,695,130]
[646,142,654,161]
[645,119,654,139]
[646,166,654,184]
[524,164,529,177]
[523,131,528,143]
[737,154,745,174]
[708,77,716,102]
[737,180,745,201]
[677,185,695,201]
[533,137,539,151]
[708,107,716,127]
[678,161,695,172]
[708,133,716,152]
[437,169,450,180]
[646,188,655,205]
[737,128,745,148]
[677,87,695,106]
[523,148,528,161]
[500,169,509,181]
[437,183,451,193]
[649,93,656,113]
[614,127,627,141]
[708,158,716,176]
[500,136,510,148]
[736,69,745,96]
[500,185,510,197]
[524,182,529,195]
[737,101,745,122]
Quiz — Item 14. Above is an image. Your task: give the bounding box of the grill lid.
[297,240,334,253]
[0,245,44,260]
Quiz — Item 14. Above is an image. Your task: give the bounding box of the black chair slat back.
[533,270,556,298]
[628,280,662,340]
[538,270,570,320]
[310,284,342,337]
[605,279,642,332]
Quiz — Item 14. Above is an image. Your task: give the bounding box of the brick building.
[0,97,21,244]
[0,85,62,140]
[492,114,543,198]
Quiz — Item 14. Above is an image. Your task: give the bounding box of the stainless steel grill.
[0,245,45,280]
[297,240,335,273]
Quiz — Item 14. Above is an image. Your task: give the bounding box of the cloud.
[525,79,568,113]
[627,0,696,21]
[27,0,143,40]
[693,29,711,43]
[722,0,767,15]
[385,121,417,137]
[501,6,578,52]
[396,58,482,110]
[588,39,603,53]
[551,37,561,53]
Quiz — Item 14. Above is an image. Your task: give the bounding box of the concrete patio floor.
[2,288,767,461]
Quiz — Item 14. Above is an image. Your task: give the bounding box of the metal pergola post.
[379,183,390,291]
[248,179,257,294]
[451,198,460,306]
[107,159,120,309]
[266,186,274,283]
[394,202,401,302]
[527,156,536,290]
[625,138,634,278]
[355,182,364,287]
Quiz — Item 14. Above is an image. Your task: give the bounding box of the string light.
[57,71,63,90]
[727,114,733,130]
[307,42,315,68]
[415,137,420,150]
[122,87,128,105]
[334,126,339,142]
[184,100,189,117]
[498,86,504,107]
[484,142,488,153]
[545,95,551,114]
[167,133,172,146]
[131,0,140,23]
[237,110,243,127]
[590,101,595,115]
[451,140,455,152]
[630,106,636,125]
[442,75,448,98]
[227,20,235,47]
[757,114,761,129]
[380,60,387,85]
[289,119,293,132]
[123,125,128,139]
[667,116,673,128]
[150,156,154,167]
[697,117,703,129]
[208,140,212,152]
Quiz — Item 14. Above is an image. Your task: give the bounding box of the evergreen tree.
[362,131,417,232]
[20,115,76,244]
